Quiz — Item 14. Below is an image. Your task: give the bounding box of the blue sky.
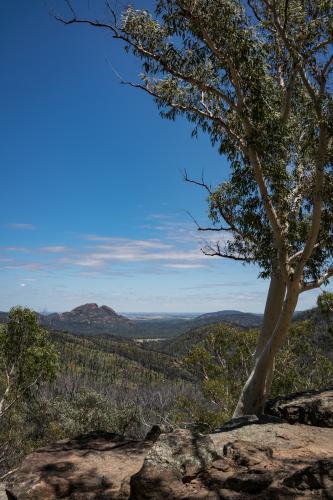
[0,0,322,313]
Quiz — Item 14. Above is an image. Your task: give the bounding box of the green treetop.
[57,0,333,416]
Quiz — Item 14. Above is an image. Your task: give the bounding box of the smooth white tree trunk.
[254,271,286,397]
[233,282,298,417]
[255,271,286,359]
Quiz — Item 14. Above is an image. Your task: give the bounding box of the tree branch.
[294,125,328,278]
[301,267,333,292]
[183,170,245,237]
[202,241,254,262]
[185,210,232,232]
[120,80,244,147]
[56,11,239,114]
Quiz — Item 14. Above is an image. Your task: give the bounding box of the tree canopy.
[57,0,333,415]
[0,307,58,418]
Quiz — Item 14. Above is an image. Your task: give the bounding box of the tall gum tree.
[57,0,333,416]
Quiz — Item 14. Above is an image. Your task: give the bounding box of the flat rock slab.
[131,423,333,498]
[5,412,333,499]
[212,421,333,461]
[5,431,152,500]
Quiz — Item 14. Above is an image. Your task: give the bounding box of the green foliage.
[317,291,333,316]
[0,307,58,417]
[108,0,333,281]
[0,325,193,474]
[179,321,333,430]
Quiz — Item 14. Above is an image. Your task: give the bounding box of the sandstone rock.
[283,459,333,491]
[5,431,152,500]
[130,428,219,499]
[131,421,333,498]
[211,422,333,498]
[222,440,273,466]
[265,387,333,427]
[6,391,333,499]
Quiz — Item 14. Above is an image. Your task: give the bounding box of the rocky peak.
[71,303,99,313]
[42,303,131,334]
[100,305,118,315]
[68,303,120,319]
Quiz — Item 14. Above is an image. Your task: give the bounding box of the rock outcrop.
[5,388,333,499]
[43,303,132,334]
[265,387,333,427]
[129,421,333,498]
[5,432,152,500]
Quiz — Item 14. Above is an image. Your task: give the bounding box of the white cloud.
[84,235,172,249]
[39,246,68,253]
[4,262,46,271]
[163,263,206,269]
[2,230,221,275]
[7,223,35,230]
[3,246,29,253]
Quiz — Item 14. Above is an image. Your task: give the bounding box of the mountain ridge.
[0,303,318,338]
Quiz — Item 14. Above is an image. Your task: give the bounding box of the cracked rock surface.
[5,388,333,499]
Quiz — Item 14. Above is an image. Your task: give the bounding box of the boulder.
[130,428,220,499]
[265,387,333,427]
[5,431,153,500]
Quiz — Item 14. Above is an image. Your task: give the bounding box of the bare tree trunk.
[255,271,286,359]
[233,284,299,417]
[255,271,286,397]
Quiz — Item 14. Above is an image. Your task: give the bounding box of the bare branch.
[183,169,212,194]
[247,0,263,23]
[202,241,254,262]
[183,170,246,238]
[64,0,76,19]
[120,79,244,147]
[185,210,231,232]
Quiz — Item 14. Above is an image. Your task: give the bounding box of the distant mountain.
[0,304,322,339]
[192,310,263,328]
[42,303,132,334]
[0,311,8,324]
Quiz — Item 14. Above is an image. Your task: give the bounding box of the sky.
[0,0,323,313]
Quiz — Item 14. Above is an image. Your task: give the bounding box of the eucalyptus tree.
[57,0,333,416]
[0,307,58,418]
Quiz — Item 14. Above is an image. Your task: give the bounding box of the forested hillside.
[1,305,333,476]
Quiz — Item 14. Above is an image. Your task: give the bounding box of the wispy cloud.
[3,262,47,271]
[3,246,29,253]
[1,226,223,276]
[163,263,206,269]
[39,246,68,253]
[84,235,172,249]
[7,223,35,230]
